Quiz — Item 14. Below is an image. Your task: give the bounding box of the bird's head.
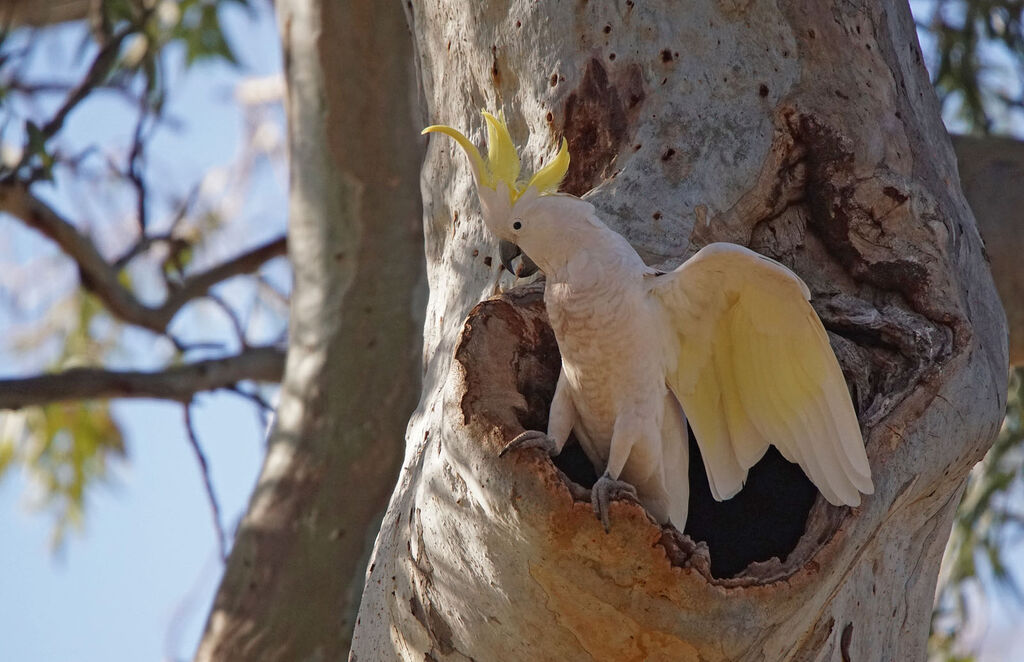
[423,111,570,276]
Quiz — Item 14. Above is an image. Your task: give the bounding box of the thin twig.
[127,106,150,233]
[226,383,275,436]
[183,402,228,562]
[112,186,200,271]
[163,236,289,316]
[206,291,250,349]
[0,180,158,329]
[166,335,227,355]
[226,383,274,414]
[39,24,136,142]
[112,233,177,271]
[255,273,290,311]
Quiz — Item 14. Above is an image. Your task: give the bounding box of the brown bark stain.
[529,562,709,662]
[789,615,835,660]
[560,58,645,196]
[840,622,854,662]
[409,592,456,656]
[716,0,756,17]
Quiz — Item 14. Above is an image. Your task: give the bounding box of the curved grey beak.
[499,240,539,278]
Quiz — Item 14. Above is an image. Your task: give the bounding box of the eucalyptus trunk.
[352,1,1006,660]
[196,0,423,658]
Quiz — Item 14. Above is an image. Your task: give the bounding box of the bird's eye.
[512,220,522,230]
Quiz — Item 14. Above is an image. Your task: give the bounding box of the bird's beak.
[499,240,539,278]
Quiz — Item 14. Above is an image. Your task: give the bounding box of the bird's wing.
[649,243,873,506]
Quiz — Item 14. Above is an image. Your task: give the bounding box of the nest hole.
[469,286,821,580]
[684,432,817,577]
[516,357,816,579]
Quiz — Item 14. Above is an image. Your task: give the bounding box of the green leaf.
[0,439,14,475]
[23,121,56,179]
[176,1,241,67]
[0,399,126,551]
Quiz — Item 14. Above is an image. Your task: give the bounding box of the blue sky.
[0,3,283,661]
[0,397,264,661]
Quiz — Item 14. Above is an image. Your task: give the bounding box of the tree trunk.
[352,2,1006,661]
[195,0,423,659]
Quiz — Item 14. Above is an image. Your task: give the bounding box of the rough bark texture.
[196,0,423,659]
[353,2,1007,661]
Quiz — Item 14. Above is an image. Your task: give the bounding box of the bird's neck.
[522,197,646,281]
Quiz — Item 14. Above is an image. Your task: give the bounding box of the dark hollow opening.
[549,427,817,579]
[682,429,818,577]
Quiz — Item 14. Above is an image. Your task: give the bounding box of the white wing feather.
[650,243,873,506]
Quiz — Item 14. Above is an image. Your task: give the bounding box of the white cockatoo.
[424,111,873,531]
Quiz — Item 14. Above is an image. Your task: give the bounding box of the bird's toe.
[499,430,558,457]
[591,473,638,532]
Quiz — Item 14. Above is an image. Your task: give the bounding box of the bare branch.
[0,181,288,333]
[206,291,250,349]
[0,180,164,330]
[162,237,289,320]
[0,0,91,27]
[112,233,180,270]
[127,107,151,233]
[38,23,136,142]
[184,402,228,562]
[0,346,285,410]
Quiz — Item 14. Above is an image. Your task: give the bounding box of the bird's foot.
[591,473,638,533]
[499,430,558,458]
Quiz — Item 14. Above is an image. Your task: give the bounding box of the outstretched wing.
[649,243,872,506]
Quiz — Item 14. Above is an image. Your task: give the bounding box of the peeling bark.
[354,1,1005,661]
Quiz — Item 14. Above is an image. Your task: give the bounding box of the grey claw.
[591,473,638,533]
[499,430,557,458]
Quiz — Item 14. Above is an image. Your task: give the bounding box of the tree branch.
[0,181,287,333]
[1,0,91,27]
[0,180,164,329]
[38,23,135,142]
[952,134,1024,366]
[0,346,285,410]
[163,236,289,320]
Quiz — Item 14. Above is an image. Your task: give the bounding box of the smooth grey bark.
[353,2,1007,661]
[953,135,1024,366]
[195,0,423,659]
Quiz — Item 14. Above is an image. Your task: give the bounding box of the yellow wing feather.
[652,243,873,506]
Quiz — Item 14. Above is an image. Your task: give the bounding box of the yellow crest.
[423,111,570,203]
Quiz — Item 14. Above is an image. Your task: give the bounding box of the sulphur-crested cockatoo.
[424,111,873,531]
